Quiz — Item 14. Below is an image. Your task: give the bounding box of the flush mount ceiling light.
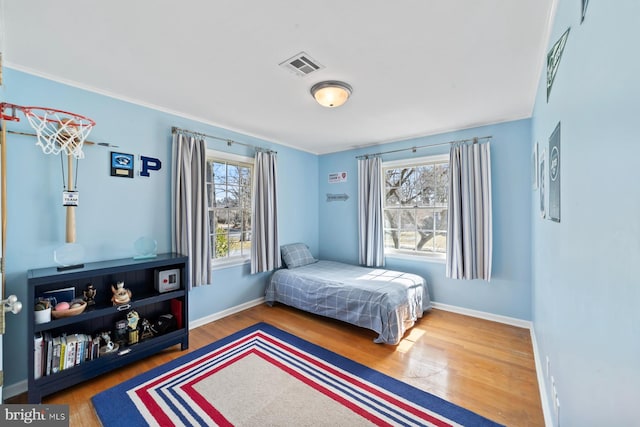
[310,81,352,108]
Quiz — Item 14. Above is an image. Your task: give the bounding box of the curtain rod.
[171,126,277,154]
[355,135,492,159]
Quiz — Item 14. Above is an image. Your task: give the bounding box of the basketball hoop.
[1,102,96,258]
[0,102,95,159]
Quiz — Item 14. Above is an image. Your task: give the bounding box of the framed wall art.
[547,27,570,102]
[548,122,561,222]
[110,152,134,178]
[539,148,546,219]
[532,142,539,190]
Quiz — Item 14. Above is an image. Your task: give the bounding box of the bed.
[265,243,431,345]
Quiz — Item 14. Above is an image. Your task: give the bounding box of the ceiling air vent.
[279,52,324,77]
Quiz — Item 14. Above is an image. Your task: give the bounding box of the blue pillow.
[281,243,317,268]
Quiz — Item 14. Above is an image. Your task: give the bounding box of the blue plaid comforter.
[266,260,431,344]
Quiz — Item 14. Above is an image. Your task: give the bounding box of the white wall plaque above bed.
[328,172,347,183]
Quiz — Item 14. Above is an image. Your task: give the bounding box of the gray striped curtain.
[251,150,280,273]
[358,157,385,267]
[171,133,212,288]
[446,141,492,280]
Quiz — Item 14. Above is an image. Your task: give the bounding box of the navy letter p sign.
[140,156,162,177]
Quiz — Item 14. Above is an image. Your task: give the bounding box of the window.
[383,154,449,259]
[206,150,253,265]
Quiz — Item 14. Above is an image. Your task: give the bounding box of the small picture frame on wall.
[532,142,539,190]
[110,152,134,178]
[539,148,546,218]
[548,123,561,222]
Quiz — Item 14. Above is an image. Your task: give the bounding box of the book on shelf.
[65,334,78,369]
[76,334,90,366]
[171,299,183,329]
[51,336,61,374]
[44,332,53,376]
[76,334,85,366]
[58,335,67,373]
[34,333,44,380]
[92,336,101,360]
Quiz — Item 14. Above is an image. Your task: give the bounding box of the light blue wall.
[531,1,640,425]
[1,68,319,389]
[319,119,532,320]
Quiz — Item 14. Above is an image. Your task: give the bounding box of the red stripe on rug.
[177,347,256,425]
[258,332,454,427]
[180,348,393,427]
[132,331,262,426]
[255,349,395,426]
[132,330,453,427]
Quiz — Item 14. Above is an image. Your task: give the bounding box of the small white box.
[155,268,181,293]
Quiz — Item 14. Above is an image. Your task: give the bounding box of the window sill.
[211,257,250,271]
[385,251,446,264]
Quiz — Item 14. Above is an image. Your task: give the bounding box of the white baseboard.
[2,297,266,402]
[431,301,532,329]
[2,380,27,401]
[530,326,554,427]
[188,297,265,330]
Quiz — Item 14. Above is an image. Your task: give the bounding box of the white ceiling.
[2,1,554,155]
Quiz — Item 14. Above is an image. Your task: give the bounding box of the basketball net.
[0,103,95,159]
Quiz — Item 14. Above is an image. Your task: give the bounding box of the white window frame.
[382,154,449,263]
[206,149,253,269]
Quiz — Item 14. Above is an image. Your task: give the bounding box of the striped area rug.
[92,323,503,426]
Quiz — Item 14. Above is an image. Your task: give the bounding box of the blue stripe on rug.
[92,322,504,426]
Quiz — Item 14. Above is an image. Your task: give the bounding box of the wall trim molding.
[530,326,554,427]
[431,302,532,329]
[2,379,26,401]
[188,297,265,330]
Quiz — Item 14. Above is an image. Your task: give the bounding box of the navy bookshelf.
[27,253,189,403]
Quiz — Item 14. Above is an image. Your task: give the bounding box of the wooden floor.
[8,304,544,426]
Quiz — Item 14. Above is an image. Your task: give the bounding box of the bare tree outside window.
[206,157,253,260]
[383,157,449,256]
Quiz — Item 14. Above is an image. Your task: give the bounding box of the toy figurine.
[83,283,96,306]
[111,281,132,306]
[140,318,154,341]
[127,310,140,345]
[99,331,119,355]
[114,319,128,347]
